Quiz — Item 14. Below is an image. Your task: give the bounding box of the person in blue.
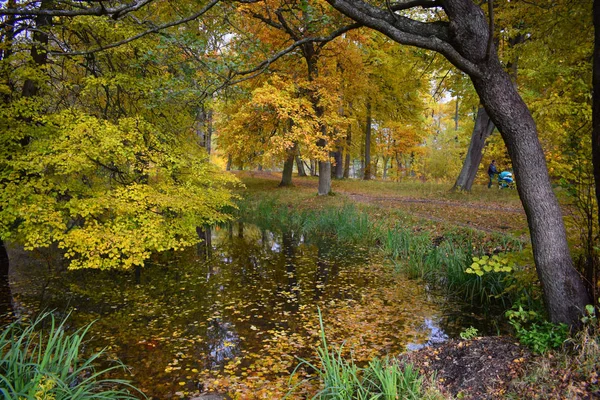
[487,160,497,188]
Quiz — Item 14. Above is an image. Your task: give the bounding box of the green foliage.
[467,254,515,275]
[506,305,569,354]
[0,312,141,399]
[0,109,239,269]
[459,326,479,340]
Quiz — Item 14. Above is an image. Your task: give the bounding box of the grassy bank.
[236,182,529,312]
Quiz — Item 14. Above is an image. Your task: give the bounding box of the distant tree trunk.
[383,156,390,179]
[226,155,232,171]
[454,96,459,131]
[296,155,307,176]
[280,143,297,187]
[344,127,352,178]
[452,107,495,191]
[333,146,344,179]
[205,108,213,155]
[363,102,372,180]
[318,159,332,195]
[307,159,314,176]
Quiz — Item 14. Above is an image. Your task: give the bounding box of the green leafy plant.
[0,312,142,399]
[459,326,479,340]
[506,305,568,354]
[467,254,514,275]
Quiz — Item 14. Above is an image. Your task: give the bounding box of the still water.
[3,224,456,399]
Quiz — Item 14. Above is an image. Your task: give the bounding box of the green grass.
[0,312,142,400]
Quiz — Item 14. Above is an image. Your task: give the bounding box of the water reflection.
[2,224,449,399]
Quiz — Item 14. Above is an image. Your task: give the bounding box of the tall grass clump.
[290,310,439,399]
[384,226,514,308]
[0,312,142,400]
[302,205,380,244]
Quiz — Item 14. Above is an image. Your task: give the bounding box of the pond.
[2,223,462,399]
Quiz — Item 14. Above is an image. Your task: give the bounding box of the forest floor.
[233,171,598,400]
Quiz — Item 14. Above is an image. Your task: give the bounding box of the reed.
[0,312,142,400]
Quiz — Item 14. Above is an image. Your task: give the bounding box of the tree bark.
[473,55,589,325]
[452,107,495,191]
[280,144,296,187]
[363,101,372,180]
[333,147,344,179]
[296,154,307,176]
[318,159,332,195]
[326,0,590,325]
[344,127,351,178]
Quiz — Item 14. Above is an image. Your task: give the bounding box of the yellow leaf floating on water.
[178,382,186,386]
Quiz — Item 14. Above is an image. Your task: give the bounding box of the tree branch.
[325,0,483,78]
[49,0,221,56]
[0,0,157,18]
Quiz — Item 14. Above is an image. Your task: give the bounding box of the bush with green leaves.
[0,312,142,400]
[505,305,569,354]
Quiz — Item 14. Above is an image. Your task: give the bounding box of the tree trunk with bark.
[327,0,590,325]
[318,159,332,195]
[333,142,344,179]
[363,101,372,180]
[296,154,307,176]
[344,128,351,178]
[452,107,495,191]
[280,144,296,187]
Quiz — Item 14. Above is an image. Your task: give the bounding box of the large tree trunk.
[473,58,590,324]
[326,0,591,325]
[363,101,372,180]
[452,107,495,191]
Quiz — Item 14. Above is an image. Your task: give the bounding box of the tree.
[325,0,590,325]
[0,0,239,270]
